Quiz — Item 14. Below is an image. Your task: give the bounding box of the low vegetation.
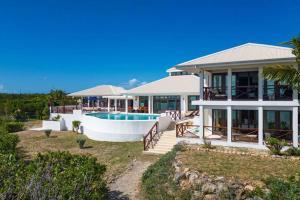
[142,145,191,200]
[265,136,287,155]
[142,144,300,199]
[0,152,107,199]
[17,131,157,182]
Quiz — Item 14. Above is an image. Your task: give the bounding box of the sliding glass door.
[153,96,181,114]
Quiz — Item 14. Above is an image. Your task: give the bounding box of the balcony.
[263,84,293,101]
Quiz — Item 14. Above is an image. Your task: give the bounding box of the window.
[153,96,181,113]
[188,95,199,111]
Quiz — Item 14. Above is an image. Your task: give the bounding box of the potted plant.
[72,120,81,133]
[76,135,86,149]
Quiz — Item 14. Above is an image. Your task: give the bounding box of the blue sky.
[0,0,299,93]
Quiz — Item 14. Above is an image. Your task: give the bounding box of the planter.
[42,120,63,131]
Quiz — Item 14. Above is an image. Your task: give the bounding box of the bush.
[285,147,300,156]
[262,174,300,199]
[0,151,107,199]
[42,105,50,120]
[265,137,287,155]
[0,131,20,154]
[52,114,61,121]
[5,122,24,133]
[72,120,81,133]
[44,129,52,138]
[0,153,26,199]
[76,135,87,149]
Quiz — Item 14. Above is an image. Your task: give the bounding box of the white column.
[227,106,232,143]
[97,97,100,107]
[148,96,152,114]
[293,106,299,147]
[227,68,232,101]
[87,97,90,107]
[199,69,204,101]
[199,105,204,139]
[114,99,117,111]
[180,95,188,114]
[258,107,264,146]
[107,98,110,112]
[258,67,264,101]
[125,96,128,113]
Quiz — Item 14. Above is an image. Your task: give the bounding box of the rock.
[245,184,255,191]
[202,183,217,194]
[215,176,225,182]
[187,171,199,185]
[204,194,217,200]
[192,191,203,200]
[183,167,190,173]
[174,172,185,184]
[216,182,229,193]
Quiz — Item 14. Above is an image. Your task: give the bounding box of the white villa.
[48,42,298,151]
[174,43,298,149]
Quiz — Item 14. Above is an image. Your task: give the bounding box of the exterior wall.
[49,110,172,142]
[42,120,64,131]
[189,64,299,149]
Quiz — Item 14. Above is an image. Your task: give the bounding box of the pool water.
[87,112,159,120]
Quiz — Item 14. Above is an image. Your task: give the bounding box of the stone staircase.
[144,130,177,154]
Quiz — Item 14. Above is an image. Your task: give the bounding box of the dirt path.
[108,160,153,200]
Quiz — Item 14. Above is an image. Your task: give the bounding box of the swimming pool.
[86,112,160,120]
[81,112,172,142]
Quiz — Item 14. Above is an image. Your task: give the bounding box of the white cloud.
[128,78,139,86]
[0,84,4,91]
[122,78,147,89]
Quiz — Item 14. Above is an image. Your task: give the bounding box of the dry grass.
[179,149,300,185]
[17,130,159,182]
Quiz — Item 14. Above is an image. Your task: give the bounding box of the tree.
[263,36,300,89]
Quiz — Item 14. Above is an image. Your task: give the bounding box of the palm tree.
[263,36,300,89]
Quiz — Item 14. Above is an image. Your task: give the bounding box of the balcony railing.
[263,85,293,101]
[203,87,227,100]
[232,86,258,100]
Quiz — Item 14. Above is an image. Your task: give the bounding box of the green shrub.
[0,151,107,199]
[285,147,300,156]
[265,137,287,155]
[142,145,189,200]
[44,129,52,137]
[52,114,61,121]
[42,105,50,120]
[0,153,26,199]
[263,174,300,199]
[0,131,20,154]
[5,122,24,133]
[76,135,86,149]
[72,120,81,133]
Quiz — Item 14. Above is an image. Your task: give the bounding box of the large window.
[232,110,258,143]
[264,111,292,142]
[232,71,258,100]
[263,80,293,101]
[153,96,180,113]
[170,71,192,76]
[188,95,199,111]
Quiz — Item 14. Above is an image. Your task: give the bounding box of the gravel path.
[108,160,153,200]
